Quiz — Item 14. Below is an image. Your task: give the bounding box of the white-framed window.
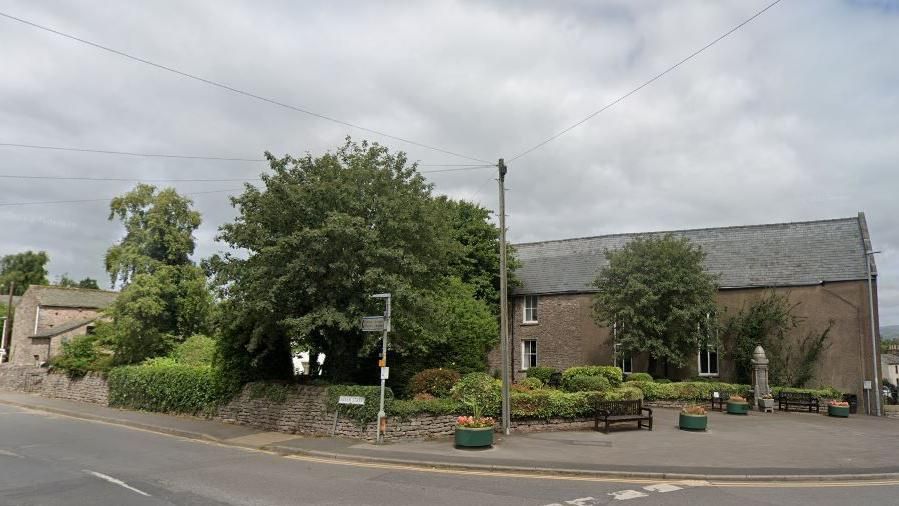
[522,339,537,369]
[523,295,538,323]
[697,312,719,376]
[612,322,632,374]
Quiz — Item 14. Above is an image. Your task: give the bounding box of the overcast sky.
[2,0,898,324]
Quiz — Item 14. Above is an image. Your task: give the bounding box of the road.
[0,403,896,505]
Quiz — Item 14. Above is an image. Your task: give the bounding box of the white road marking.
[0,449,23,458]
[565,498,597,505]
[608,490,649,500]
[643,483,682,493]
[84,470,151,497]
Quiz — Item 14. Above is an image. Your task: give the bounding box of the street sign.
[864,380,872,390]
[338,395,366,406]
[380,367,390,380]
[362,316,386,332]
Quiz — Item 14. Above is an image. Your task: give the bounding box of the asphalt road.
[0,403,896,506]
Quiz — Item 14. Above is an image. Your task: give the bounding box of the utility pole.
[371,293,391,443]
[866,250,881,416]
[498,158,511,435]
[1,282,14,363]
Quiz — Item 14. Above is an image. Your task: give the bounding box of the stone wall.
[0,366,108,404]
[0,365,45,392]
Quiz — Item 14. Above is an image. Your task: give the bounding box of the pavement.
[2,391,898,482]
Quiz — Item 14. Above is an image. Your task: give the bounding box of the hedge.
[625,372,653,382]
[326,385,393,425]
[511,386,643,419]
[389,397,464,420]
[627,381,751,401]
[107,360,232,415]
[525,367,557,384]
[562,374,610,392]
[772,386,842,400]
[562,366,623,387]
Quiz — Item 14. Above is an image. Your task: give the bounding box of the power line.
[508,0,783,162]
[0,142,488,168]
[0,187,243,208]
[0,12,491,165]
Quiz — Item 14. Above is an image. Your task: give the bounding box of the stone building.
[489,214,881,404]
[6,285,118,366]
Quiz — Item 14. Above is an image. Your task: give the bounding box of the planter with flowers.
[454,415,495,448]
[726,395,750,415]
[679,405,708,431]
[828,400,850,418]
[758,393,775,412]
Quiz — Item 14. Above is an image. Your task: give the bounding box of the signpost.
[364,293,391,444]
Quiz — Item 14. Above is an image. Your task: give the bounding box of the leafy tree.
[720,291,832,387]
[55,274,100,289]
[0,251,49,295]
[105,184,201,287]
[104,185,211,364]
[592,235,718,370]
[210,139,496,383]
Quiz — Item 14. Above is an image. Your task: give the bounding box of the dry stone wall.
[0,366,108,404]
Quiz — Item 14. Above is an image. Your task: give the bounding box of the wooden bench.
[594,399,653,433]
[709,391,727,411]
[777,392,820,413]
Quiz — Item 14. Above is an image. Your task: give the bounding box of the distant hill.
[882,325,899,340]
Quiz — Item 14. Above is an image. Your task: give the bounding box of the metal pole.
[866,251,881,416]
[498,158,511,435]
[1,282,14,362]
[376,294,391,443]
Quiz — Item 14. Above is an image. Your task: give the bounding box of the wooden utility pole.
[498,159,510,434]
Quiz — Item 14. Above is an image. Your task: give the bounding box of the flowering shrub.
[682,405,707,415]
[728,395,748,403]
[456,415,495,428]
[828,400,849,407]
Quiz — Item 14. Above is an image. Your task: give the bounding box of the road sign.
[380,367,390,380]
[362,316,386,332]
[338,395,366,406]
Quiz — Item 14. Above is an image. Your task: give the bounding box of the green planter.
[454,426,494,448]
[828,405,850,418]
[679,413,708,431]
[726,401,750,415]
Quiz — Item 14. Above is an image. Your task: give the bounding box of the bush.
[627,381,751,402]
[772,386,841,400]
[625,372,653,382]
[248,382,293,403]
[172,334,216,366]
[655,378,672,384]
[326,385,393,425]
[413,392,436,401]
[562,366,623,387]
[108,361,231,414]
[389,397,463,420]
[513,377,543,392]
[451,372,501,416]
[50,334,113,378]
[562,374,610,392]
[525,367,557,384]
[597,386,644,402]
[407,368,461,398]
[511,386,644,419]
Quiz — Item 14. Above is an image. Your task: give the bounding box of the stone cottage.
[490,213,881,405]
[6,285,118,366]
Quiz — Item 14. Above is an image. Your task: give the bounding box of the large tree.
[210,139,498,383]
[56,274,100,289]
[105,185,211,364]
[0,251,49,295]
[592,235,718,370]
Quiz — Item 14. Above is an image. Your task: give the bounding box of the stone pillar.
[751,346,771,411]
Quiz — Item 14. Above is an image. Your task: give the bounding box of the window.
[522,340,537,369]
[523,295,538,323]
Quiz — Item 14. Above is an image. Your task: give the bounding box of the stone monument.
[751,346,773,412]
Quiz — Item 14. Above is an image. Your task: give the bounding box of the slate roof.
[513,216,872,295]
[882,354,899,366]
[29,285,118,309]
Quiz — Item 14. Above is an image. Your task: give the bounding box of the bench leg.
[604,420,610,434]
[649,418,653,431]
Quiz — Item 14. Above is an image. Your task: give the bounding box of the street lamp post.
[865,250,881,417]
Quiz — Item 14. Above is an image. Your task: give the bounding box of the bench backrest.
[778,391,814,401]
[595,399,642,416]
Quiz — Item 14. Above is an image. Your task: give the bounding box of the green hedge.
[625,372,653,382]
[627,381,751,401]
[525,367,558,384]
[326,385,393,425]
[562,366,623,387]
[451,372,501,416]
[562,374,610,392]
[772,386,841,399]
[389,397,464,420]
[108,360,231,414]
[511,386,643,419]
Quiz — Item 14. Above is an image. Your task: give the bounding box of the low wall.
[0,365,109,405]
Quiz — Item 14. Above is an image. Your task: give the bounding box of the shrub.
[108,361,231,414]
[562,374,610,392]
[562,366,623,387]
[50,334,113,378]
[326,385,392,425]
[627,381,751,402]
[389,397,463,420]
[525,367,557,384]
[172,334,216,366]
[408,368,461,398]
[625,372,653,383]
[451,372,501,416]
[596,386,643,402]
[772,386,841,400]
[682,405,707,415]
[413,392,436,401]
[655,378,672,384]
[248,382,293,403]
[512,377,543,392]
[510,386,644,419]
